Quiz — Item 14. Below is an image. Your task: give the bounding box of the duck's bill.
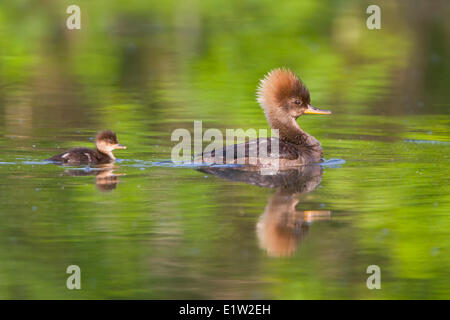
[304,105,332,115]
[115,144,127,150]
[304,210,331,223]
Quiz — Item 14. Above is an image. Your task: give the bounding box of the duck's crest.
[96,130,118,143]
[256,68,309,111]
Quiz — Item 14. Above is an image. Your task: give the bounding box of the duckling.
[47,130,126,165]
[201,68,331,167]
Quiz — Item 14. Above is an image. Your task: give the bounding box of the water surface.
[0,0,449,299]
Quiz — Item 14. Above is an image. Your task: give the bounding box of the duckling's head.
[257,68,331,124]
[96,130,127,156]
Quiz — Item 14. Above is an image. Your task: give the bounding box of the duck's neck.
[268,114,319,148]
[105,151,116,160]
[96,146,115,160]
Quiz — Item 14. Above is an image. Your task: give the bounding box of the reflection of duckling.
[201,68,331,166]
[94,169,122,192]
[47,130,126,165]
[65,167,125,192]
[257,189,330,258]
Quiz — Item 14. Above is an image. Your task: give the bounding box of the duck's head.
[96,130,127,155]
[257,68,331,124]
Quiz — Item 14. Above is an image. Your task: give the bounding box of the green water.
[0,0,449,299]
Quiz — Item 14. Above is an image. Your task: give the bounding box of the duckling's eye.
[294,99,301,105]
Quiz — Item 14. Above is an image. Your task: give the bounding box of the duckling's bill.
[114,144,127,150]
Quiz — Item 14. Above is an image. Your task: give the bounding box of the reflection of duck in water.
[65,167,124,192]
[201,68,331,167]
[47,130,127,165]
[200,163,321,193]
[199,165,330,257]
[257,188,330,258]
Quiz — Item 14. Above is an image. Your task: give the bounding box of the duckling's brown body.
[48,147,115,165]
[200,68,331,167]
[47,130,126,165]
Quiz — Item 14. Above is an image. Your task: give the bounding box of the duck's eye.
[294,100,301,105]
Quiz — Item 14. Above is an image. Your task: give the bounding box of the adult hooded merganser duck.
[201,68,331,167]
[47,130,126,165]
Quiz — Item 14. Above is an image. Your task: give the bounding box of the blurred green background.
[0,0,448,299]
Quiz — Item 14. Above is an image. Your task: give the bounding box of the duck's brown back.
[47,147,112,165]
[199,137,322,166]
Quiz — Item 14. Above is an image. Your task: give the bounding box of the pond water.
[0,1,449,299]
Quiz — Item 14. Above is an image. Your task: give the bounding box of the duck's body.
[200,68,331,167]
[47,130,126,165]
[201,136,322,166]
[48,147,114,165]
